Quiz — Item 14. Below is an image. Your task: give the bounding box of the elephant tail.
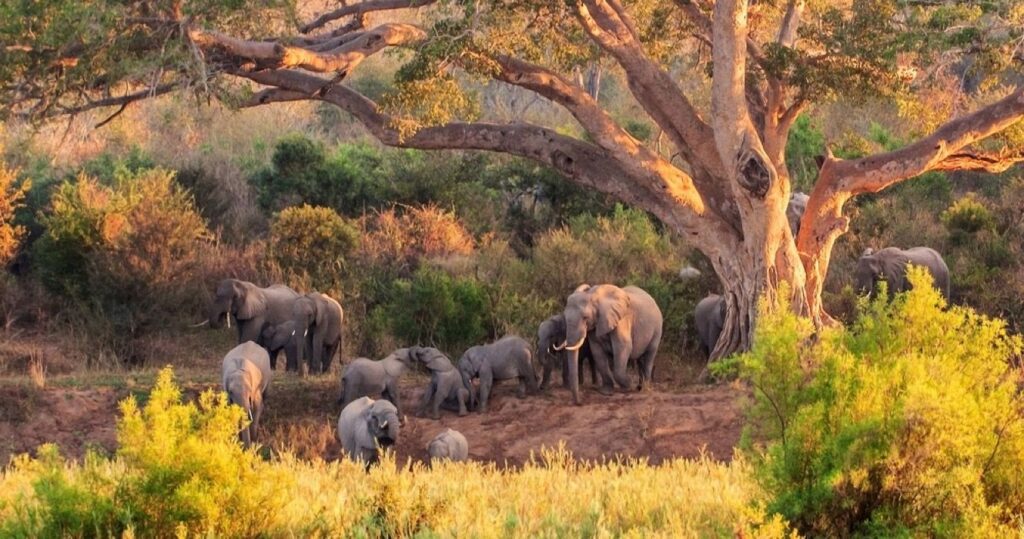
[337,379,347,406]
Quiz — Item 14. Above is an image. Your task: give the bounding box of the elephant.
[221,341,272,446]
[292,292,344,375]
[261,321,304,373]
[559,284,663,405]
[537,314,597,390]
[427,428,469,464]
[457,335,537,413]
[694,294,726,358]
[338,348,415,415]
[787,191,809,237]
[855,247,951,299]
[337,396,400,468]
[417,364,471,419]
[207,279,300,368]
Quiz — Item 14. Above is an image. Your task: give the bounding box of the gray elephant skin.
[292,292,344,374]
[338,348,414,414]
[337,396,400,467]
[458,335,537,413]
[537,314,597,390]
[427,428,469,463]
[694,294,725,358]
[208,279,300,369]
[855,247,950,299]
[261,320,306,373]
[560,284,663,405]
[787,191,809,237]
[406,347,471,418]
[221,341,272,446]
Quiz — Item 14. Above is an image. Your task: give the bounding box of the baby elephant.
[427,428,469,464]
[418,363,471,419]
[458,335,537,413]
[337,396,400,468]
[221,341,272,446]
[339,348,415,415]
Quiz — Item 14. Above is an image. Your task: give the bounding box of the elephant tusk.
[303,329,308,337]
[552,340,567,351]
[226,315,231,329]
[564,333,587,351]
[189,320,209,328]
[291,330,296,336]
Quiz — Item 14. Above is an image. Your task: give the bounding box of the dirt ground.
[0,372,746,467]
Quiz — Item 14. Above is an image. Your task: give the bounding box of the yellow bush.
[0,164,29,267]
[0,368,790,538]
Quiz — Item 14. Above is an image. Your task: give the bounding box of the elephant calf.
[418,365,471,419]
[458,335,537,413]
[338,348,414,415]
[221,341,272,447]
[261,320,301,372]
[427,428,469,464]
[337,396,400,468]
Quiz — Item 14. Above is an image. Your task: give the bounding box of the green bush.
[719,269,1024,536]
[32,168,215,363]
[941,193,996,242]
[268,204,359,297]
[378,265,487,355]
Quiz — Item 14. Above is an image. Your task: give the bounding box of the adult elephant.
[292,292,344,375]
[694,294,725,358]
[559,284,663,405]
[855,247,951,299]
[537,314,597,390]
[207,279,299,366]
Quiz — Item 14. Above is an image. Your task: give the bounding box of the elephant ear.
[424,351,453,372]
[862,247,875,258]
[595,287,630,337]
[235,283,267,320]
[313,294,327,329]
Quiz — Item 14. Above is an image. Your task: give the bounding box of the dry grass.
[27,351,45,389]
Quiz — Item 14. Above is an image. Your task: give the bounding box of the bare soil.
[0,372,746,467]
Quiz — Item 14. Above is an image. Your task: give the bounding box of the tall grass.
[0,368,789,538]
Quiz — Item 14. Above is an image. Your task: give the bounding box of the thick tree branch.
[489,54,702,204]
[236,69,737,251]
[301,0,435,34]
[776,0,804,47]
[189,23,425,73]
[576,0,742,227]
[931,151,1024,173]
[833,88,1024,194]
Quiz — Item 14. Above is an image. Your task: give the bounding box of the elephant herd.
[210,279,665,466]
[693,192,953,355]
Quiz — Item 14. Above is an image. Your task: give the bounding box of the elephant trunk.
[565,327,587,405]
[208,299,231,329]
[460,368,476,410]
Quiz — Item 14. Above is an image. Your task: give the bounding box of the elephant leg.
[268,347,279,371]
[561,354,572,388]
[457,388,469,416]
[479,370,494,413]
[588,354,599,385]
[321,340,339,374]
[590,344,615,395]
[430,383,446,420]
[638,332,661,391]
[417,382,435,417]
[610,339,634,391]
[384,380,402,417]
[540,357,553,390]
[517,377,527,398]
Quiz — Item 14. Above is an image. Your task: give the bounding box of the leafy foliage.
[268,204,359,297]
[720,270,1024,536]
[0,368,789,537]
[0,164,29,267]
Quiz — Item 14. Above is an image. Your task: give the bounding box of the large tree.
[4,0,1024,358]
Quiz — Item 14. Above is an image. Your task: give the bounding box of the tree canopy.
[4,0,1024,357]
